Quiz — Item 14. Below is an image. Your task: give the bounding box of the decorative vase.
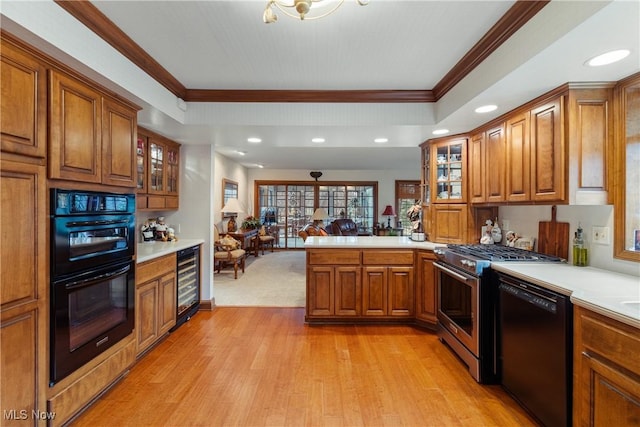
[227,216,237,232]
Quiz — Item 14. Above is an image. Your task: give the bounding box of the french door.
[256,181,377,249]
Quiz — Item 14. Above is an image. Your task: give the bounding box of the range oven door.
[50,259,134,384]
[435,261,480,356]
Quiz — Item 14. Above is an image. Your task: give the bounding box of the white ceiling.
[22,1,640,170]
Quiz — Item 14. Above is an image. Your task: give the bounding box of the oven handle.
[65,264,131,290]
[434,262,475,283]
[66,219,130,227]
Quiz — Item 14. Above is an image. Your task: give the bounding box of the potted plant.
[241,216,261,230]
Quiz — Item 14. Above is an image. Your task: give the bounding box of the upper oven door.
[52,213,135,277]
[435,261,480,356]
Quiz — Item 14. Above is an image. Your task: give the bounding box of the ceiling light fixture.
[475,105,498,114]
[432,129,449,135]
[247,137,262,143]
[263,0,369,23]
[312,137,325,143]
[257,164,264,168]
[236,150,247,156]
[374,138,388,143]
[585,49,631,67]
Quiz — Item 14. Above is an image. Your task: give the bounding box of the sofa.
[330,218,359,236]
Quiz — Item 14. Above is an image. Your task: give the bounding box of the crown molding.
[54,0,548,103]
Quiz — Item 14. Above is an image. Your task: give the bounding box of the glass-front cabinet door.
[166,143,179,195]
[431,137,467,203]
[148,139,164,194]
[136,134,147,192]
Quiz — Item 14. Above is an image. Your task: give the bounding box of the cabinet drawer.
[580,309,640,375]
[363,250,414,265]
[147,195,166,210]
[308,250,360,265]
[165,196,178,209]
[137,253,176,284]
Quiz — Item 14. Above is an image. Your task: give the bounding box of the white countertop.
[304,235,447,251]
[491,262,640,328]
[137,239,205,263]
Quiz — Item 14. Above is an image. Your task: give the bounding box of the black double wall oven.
[50,189,136,385]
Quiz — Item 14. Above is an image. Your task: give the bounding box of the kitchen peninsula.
[304,236,445,325]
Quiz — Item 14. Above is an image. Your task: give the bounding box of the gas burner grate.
[446,244,564,262]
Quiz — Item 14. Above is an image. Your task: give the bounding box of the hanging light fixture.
[263,0,369,24]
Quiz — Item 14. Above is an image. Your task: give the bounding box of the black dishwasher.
[497,273,572,427]
[171,245,200,331]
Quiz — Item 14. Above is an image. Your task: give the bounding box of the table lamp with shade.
[312,208,329,227]
[221,198,244,232]
[381,205,395,229]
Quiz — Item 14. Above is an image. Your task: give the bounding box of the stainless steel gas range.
[433,244,564,384]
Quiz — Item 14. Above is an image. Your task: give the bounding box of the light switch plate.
[592,226,610,245]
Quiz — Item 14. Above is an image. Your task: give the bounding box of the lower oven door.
[50,259,134,384]
[435,261,480,356]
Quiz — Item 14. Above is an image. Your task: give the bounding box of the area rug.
[213,250,306,307]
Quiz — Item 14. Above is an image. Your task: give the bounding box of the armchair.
[213,225,246,279]
[298,224,328,242]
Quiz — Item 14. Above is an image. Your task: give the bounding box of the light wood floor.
[72,308,537,426]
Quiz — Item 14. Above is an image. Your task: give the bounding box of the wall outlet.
[592,226,610,245]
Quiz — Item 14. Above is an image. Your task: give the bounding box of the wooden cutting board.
[537,205,570,260]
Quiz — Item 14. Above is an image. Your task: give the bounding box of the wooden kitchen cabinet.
[467,85,611,206]
[306,249,413,321]
[530,97,564,202]
[49,69,138,187]
[136,127,180,211]
[573,306,640,426]
[0,158,48,423]
[468,132,486,203]
[430,203,469,244]
[136,253,177,356]
[469,125,506,204]
[307,265,361,317]
[362,250,414,318]
[505,111,531,202]
[431,137,467,203]
[415,251,437,327]
[0,38,47,159]
[306,250,361,318]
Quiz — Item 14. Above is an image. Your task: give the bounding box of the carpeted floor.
[213,250,306,307]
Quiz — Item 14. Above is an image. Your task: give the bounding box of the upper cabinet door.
[49,70,102,183]
[485,124,506,203]
[102,96,136,187]
[0,39,47,158]
[468,132,485,203]
[530,97,565,202]
[505,112,531,202]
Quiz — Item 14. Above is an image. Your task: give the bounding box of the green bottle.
[573,224,588,267]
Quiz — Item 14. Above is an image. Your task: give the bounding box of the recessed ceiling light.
[585,49,630,67]
[432,129,449,135]
[374,138,388,143]
[312,137,325,143]
[256,164,264,168]
[247,137,262,143]
[475,105,498,114]
[236,150,246,156]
